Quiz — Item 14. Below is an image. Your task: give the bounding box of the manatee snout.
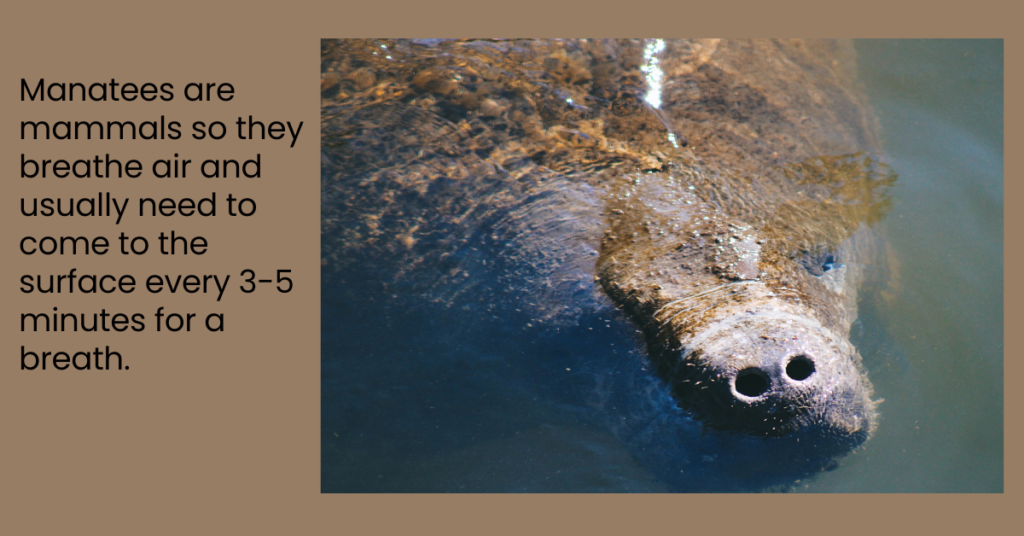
[678,310,876,444]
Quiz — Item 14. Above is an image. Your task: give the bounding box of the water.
[321,39,1003,492]
[799,39,1003,492]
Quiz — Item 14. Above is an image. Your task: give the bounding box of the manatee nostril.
[785,354,815,381]
[734,368,771,397]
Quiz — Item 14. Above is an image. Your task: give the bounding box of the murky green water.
[799,39,1003,492]
[321,39,1003,493]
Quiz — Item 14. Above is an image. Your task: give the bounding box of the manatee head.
[671,305,877,448]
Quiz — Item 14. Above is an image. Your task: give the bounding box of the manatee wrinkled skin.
[321,39,895,489]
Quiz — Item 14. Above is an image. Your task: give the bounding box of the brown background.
[0,1,1014,534]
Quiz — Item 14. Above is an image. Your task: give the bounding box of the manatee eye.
[820,254,837,273]
[799,251,840,276]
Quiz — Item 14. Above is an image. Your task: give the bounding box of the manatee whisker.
[650,281,762,335]
[646,281,756,327]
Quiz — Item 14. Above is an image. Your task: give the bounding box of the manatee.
[321,38,896,491]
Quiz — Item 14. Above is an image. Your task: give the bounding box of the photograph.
[320,38,1003,492]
